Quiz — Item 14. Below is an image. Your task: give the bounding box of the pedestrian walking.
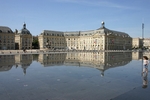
[143,56,149,73]
[142,56,149,88]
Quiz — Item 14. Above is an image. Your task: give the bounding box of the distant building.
[15,23,32,50]
[143,38,150,49]
[132,38,150,49]
[132,38,143,49]
[0,26,15,50]
[38,22,132,50]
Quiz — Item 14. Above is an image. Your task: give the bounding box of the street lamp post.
[142,23,144,50]
[142,23,144,73]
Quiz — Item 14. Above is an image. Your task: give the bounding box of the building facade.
[38,22,132,50]
[143,38,150,49]
[15,23,32,50]
[38,30,66,50]
[132,38,143,49]
[132,38,150,50]
[0,26,15,50]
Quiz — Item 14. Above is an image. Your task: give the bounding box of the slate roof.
[0,26,13,33]
[18,23,31,35]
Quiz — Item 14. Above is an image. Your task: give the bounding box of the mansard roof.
[0,26,13,33]
[40,30,64,36]
[64,31,79,36]
[40,21,131,38]
[97,22,131,37]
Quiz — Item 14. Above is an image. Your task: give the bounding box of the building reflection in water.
[1,51,150,76]
[132,52,143,60]
[65,52,132,76]
[15,54,33,75]
[0,54,33,75]
[38,52,132,76]
[0,55,15,72]
[132,51,150,60]
[38,53,67,67]
[0,54,33,74]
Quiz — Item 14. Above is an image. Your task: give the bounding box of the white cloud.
[55,0,136,9]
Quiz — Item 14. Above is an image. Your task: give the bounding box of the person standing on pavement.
[143,56,149,73]
[142,56,149,88]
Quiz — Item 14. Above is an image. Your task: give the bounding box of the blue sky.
[0,0,150,38]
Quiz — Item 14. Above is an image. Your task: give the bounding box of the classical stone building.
[132,38,150,49]
[38,30,66,50]
[132,38,143,49]
[38,22,132,50]
[143,38,150,49]
[15,23,32,50]
[0,26,15,50]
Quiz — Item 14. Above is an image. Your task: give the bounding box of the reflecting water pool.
[0,52,149,100]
